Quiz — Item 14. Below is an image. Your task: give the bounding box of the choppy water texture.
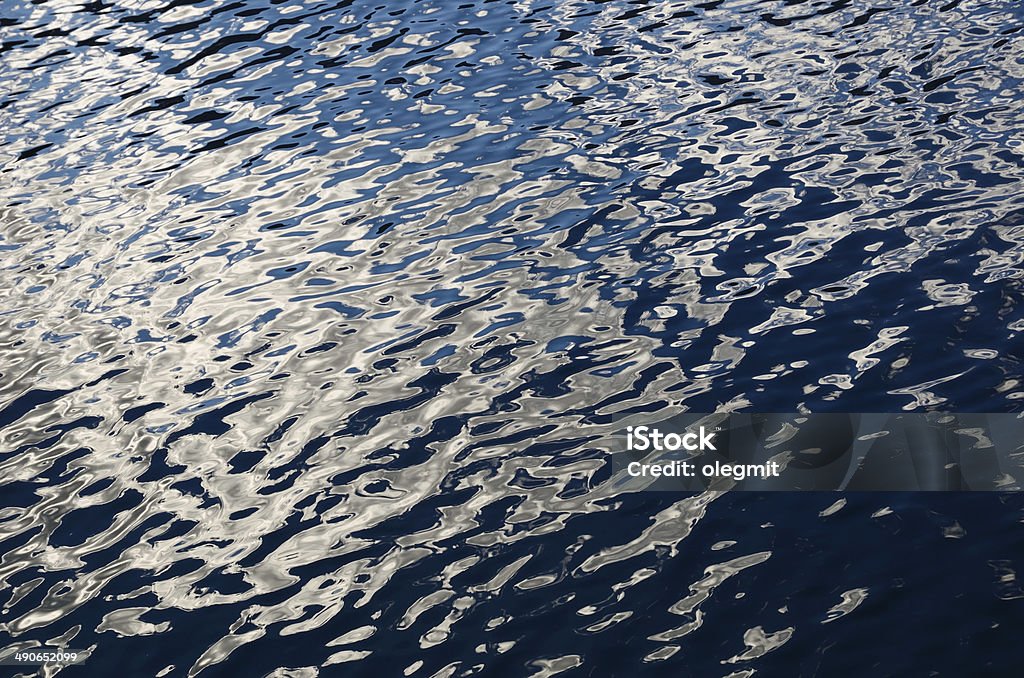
[2,0,1024,675]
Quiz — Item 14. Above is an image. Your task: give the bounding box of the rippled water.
[2,0,1024,674]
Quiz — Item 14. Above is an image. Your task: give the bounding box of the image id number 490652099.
[0,648,87,666]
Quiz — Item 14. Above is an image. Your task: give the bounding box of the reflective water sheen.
[2,0,1024,675]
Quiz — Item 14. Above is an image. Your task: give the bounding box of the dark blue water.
[2,0,1024,674]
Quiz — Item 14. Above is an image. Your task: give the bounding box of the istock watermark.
[611,412,1024,491]
[625,425,717,452]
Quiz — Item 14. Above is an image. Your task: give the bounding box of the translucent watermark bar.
[609,413,1024,491]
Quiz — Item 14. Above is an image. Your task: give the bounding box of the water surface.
[2,0,1024,675]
